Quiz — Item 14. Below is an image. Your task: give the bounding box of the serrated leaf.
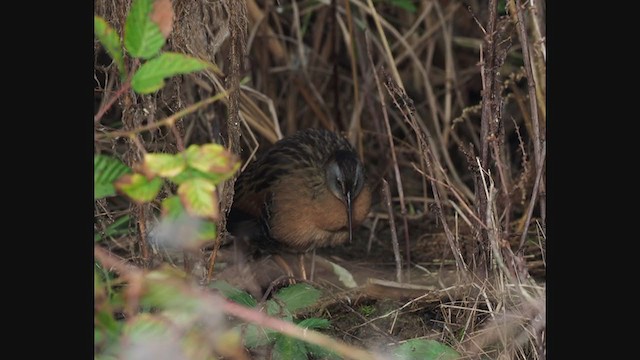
[273,335,308,360]
[274,284,322,312]
[184,143,240,178]
[94,16,126,79]
[124,0,165,59]
[143,153,186,177]
[210,281,257,308]
[131,52,208,94]
[296,318,330,330]
[150,0,174,37]
[241,324,277,348]
[94,155,132,199]
[393,339,461,360]
[177,178,218,219]
[115,173,163,203]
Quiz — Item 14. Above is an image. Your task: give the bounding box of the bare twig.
[96,92,228,140]
[518,141,546,251]
[382,179,402,283]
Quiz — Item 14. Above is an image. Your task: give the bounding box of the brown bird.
[228,128,371,278]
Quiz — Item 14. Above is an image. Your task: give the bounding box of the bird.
[227,128,372,279]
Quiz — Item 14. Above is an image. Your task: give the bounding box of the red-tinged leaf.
[115,173,163,203]
[143,153,186,178]
[150,0,174,38]
[184,143,240,178]
[177,178,218,220]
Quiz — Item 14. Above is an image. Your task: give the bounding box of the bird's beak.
[346,191,353,243]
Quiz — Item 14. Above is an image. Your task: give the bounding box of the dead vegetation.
[94,0,546,358]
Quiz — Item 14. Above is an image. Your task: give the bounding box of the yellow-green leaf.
[124,0,165,59]
[177,178,218,219]
[115,173,163,203]
[185,143,240,179]
[94,16,126,79]
[144,153,186,178]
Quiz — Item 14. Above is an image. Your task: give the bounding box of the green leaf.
[161,195,185,219]
[169,166,224,185]
[114,173,163,203]
[296,318,330,330]
[265,299,292,321]
[210,281,257,308]
[144,153,186,177]
[131,52,208,94]
[241,324,277,348]
[272,335,308,360]
[94,16,126,79]
[273,284,322,312]
[94,155,132,199]
[177,178,217,219]
[393,339,461,360]
[389,0,417,13]
[124,0,165,59]
[184,143,240,179]
[95,308,122,341]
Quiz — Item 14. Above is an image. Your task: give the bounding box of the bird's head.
[325,149,366,243]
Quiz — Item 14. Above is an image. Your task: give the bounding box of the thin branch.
[94,81,132,123]
[96,91,228,140]
[518,141,546,251]
[382,179,402,283]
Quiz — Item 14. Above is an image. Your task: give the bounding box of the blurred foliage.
[213,281,340,359]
